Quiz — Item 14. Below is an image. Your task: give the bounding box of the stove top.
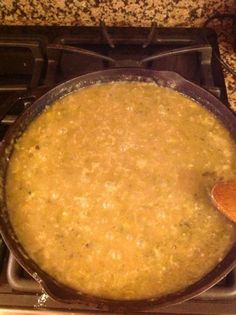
[0,24,235,314]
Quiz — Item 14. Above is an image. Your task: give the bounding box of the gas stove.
[0,24,235,314]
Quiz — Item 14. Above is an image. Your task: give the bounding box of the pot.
[0,68,236,311]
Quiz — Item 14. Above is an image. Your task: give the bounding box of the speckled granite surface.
[0,0,235,27]
[0,0,235,108]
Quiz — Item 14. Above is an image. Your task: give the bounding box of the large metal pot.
[0,68,235,311]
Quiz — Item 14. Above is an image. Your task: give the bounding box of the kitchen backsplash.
[0,0,235,26]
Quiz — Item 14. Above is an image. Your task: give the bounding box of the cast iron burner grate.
[0,23,235,314]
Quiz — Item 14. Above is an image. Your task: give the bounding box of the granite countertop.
[0,0,235,108]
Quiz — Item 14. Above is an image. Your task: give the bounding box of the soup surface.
[6,81,236,300]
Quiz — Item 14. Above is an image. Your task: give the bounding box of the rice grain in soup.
[6,82,236,300]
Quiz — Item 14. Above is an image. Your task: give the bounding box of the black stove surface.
[0,24,235,314]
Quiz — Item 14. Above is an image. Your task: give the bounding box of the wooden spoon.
[211,181,236,223]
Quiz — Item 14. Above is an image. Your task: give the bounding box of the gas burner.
[0,23,235,314]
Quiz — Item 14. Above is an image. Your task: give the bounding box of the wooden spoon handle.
[211,181,236,223]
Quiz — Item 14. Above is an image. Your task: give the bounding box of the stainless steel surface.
[198,268,236,300]
[7,254,41,293]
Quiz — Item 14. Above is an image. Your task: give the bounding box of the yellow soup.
[6,82,236,300]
